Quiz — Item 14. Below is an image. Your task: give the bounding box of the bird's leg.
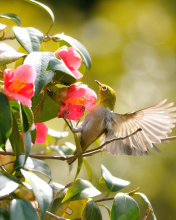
[63,109,83,133]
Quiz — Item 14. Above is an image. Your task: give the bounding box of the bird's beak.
[95,80,102,88]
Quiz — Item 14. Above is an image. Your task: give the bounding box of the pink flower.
[54,46,83,79]
[35,123,48,144]
[2,64,37,107]
[58,82,97,120]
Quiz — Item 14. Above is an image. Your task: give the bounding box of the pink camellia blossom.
[2,64,37,107]
[58,82,97,120]
[54,46,83,79]
[35,123,48,144]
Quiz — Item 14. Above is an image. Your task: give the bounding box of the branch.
[51,183,72,203]
[0,128,142,161]
[0,35,51,42]
[0,36,15,41]
[35,208,70,220]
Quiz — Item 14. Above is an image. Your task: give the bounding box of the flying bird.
[67,80,176,164]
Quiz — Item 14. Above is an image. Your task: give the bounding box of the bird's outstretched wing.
[100,99,176,155]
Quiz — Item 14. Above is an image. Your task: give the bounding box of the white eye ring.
[101,86,107,91]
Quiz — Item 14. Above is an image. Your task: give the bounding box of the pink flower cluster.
[2,64,37,107]
[58,82,97,120]
[54,46,83,79]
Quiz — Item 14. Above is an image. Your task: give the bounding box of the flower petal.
[35,123,48,144]
[14,64,37,83]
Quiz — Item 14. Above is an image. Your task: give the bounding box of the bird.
[67,80,176,164]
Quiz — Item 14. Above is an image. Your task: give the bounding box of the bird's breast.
[78,105,113,151]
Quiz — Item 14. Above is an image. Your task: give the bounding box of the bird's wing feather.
[100,99,176,155]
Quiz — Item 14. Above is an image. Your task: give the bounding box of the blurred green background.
[1,0,176,219]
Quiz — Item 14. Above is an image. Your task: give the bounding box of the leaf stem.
[35,208,69,220]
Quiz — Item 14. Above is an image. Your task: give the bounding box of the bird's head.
[95,80,116,111]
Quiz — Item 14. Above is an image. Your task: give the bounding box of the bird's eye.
[101,86,107,91]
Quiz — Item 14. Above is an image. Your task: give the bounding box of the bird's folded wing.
[100,99,176,155]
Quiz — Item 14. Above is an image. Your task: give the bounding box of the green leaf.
[21,105,34,133]
[73,133,83,180]
[4,173,22,185]
[47,57,77,85]
[30,124,37,144]
[23,132,32,163]
[9,113,24,157]
[62,178,101,203]
[0,13,21,26]
[64,199,88,219]
[0,24,7,32]
[34,92,60,122]
[0,174,19,198]
[83,158,92,182]
[0,92,12,148]
[48,129,68,139]
[10,101,22,131]
[110,193,140,220]
[10,199,39,220]
[13,27,43,53]
[24,0,54,35]
[82,199,102,220]
[101,165,130,192]
[0,43,26,65]
[135,192,157,220]
[53,34,92,70]
[21,169,52,220]
[24,52,55,96]
[0,208,10,220]
[45,183,70,220]
[14,155,52,179]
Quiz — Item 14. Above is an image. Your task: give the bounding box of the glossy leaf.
[45,183,70,219]
[73,133,83,180]
[23,132,32,162]
[21,169,52,220]
[9,113,24,157]
[0,43,26,65]
[64,199,88,219]
[0,174,19,197]
[135,192,157,220]
[0,24,6,32]
[62,178,101,203]
[24,0,54,35]
[21,105,34,133]
[13,27,43,53]
[83,158,92,182]
[34,92,60,122]
[48,129,68,139]
[47,57,77,85]
[0,92,12,148]
[110,193,140,220]
[24,52,55,96]
[0,208,10,220]
[101,165,130,192]
[14,155,52,179]
[53,34,92,70]
[0,13,21,26]
[82,199,102,220]
[10,199,39,220]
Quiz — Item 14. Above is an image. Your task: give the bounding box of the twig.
[95,187,140,203]
[35,208,69,220]
[142,205,150,220]
[0,36,15,41]
[0,128,142,161]
[95,197,114,203]
[51,183,72,203]
[0,164,7,172]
